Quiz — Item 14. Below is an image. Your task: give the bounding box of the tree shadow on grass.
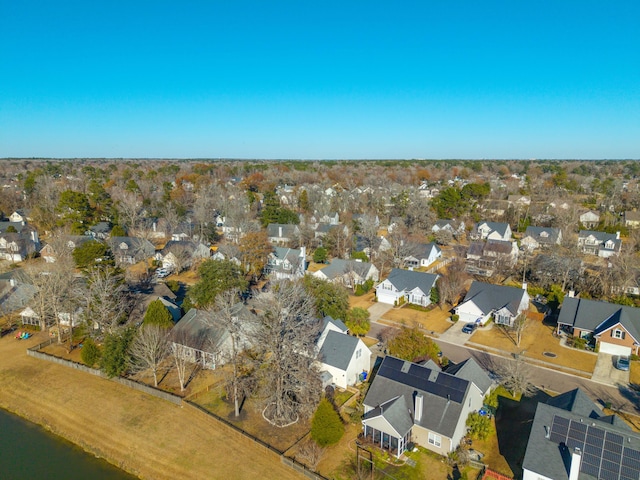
[495,389,551,479]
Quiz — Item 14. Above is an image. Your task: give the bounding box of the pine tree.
[143,299,174,328]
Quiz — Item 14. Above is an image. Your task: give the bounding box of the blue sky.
[1,1,638,159]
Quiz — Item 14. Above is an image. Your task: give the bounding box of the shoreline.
[0,332,301,480]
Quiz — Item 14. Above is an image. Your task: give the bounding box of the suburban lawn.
[469,312,598,374]
[0,333,303,480]
[349,292,376,309]
[379,303,453,334]
[631,361,640,386]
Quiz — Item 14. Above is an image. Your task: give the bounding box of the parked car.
[156,268,169,278]
[462,322,478,334]
[616,355,630,371]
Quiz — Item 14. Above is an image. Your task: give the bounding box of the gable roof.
[459,281,527,317]
[384,268,438,295]
[558,297,640,342]
[363,396,414,439]
[444,358,493,395]
[266,223,299,238]
[364,356,485,439]
[523,388,639,480]
[322,315,348,334]
[476,221,510,237]
[319,330,360,370]
[523,226,562,245]
[411,242,441,260]
[316,258,375,281]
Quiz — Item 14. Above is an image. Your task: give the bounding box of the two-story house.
[455,281,529,326]
[577,230,621,258]
[376,268,438,307]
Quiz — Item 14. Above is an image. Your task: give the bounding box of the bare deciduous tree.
[84,266,133,335]
[297,440,325,470]
[499,356,537,398]
[437,259,468,307]
[129,324,170,387]
[254,280,322,427]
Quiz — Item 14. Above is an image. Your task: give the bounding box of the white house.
[376,269,438,307]
[579,210,600,228]
[316,316,371,389]
[455,281,529,326]
[577,230,621,258]
[471,221,512,241]
[312,259,379,288]
[403,243,442,269]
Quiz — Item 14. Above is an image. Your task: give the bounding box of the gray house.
[108,236,155,265]
[577,230,621,258]
[362,356,492,457]
[521,226,562,251]
[522,388,640,480]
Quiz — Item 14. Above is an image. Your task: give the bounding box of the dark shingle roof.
[385,269,438,296]
[444,358,493,395]
[558,297,640,342]
[319,330,359,370]
[523,226,561,245]
[461,281,527,317]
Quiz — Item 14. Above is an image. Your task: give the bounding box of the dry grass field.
[348,292,376,309]
[380,304,453,334]
[470,312,598,374]
[0,333,302,480]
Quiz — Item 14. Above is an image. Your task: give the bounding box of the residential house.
[521,226,562,251]
[507,195,531,207]
[577,230,621,258]
[470,221,512,241]
[317,212,340,225]
[312,258,379,288]
[266,246,306,280]
[455,281,529,326]
[579,210,600,229]
[9,210,29,223]
[522,387,640,480]
[107,236,155,265]
[170,222,196,242]
[362,356,492,457]
[314,223,349,242]
[40,235,91,263]
[376,269,438,307]
[0,230,39,262]
[353,214,380,229]
[85,222,112,240]
[557,296,640,356]
[403,243,442,269]
[156,240,210,272]
[431,219,465,236]
[624,211,640,229]
[267,223,300,246]
[465,240,518,277]
[170,306,254,370]
[354,235,391,259]
[316,316,371,389]
[0,270,37,316]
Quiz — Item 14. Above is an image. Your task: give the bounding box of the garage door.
[598,341,632,356]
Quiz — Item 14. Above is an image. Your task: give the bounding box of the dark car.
[462,322,478,334]
[616,355,630,371]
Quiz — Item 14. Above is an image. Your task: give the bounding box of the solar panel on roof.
[581,463,599,477]
[624,448,640,461]
[606,439,624,454]
[607,432,625,447]
[584,443,603,456]
[549,432,565,444]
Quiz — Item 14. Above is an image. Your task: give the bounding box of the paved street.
[366,304,640,416]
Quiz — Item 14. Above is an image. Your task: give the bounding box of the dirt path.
[0,333,301,480]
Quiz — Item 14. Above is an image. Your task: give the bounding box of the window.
[355,349,361,359]
[613,329,624,339]
[428,432,441,447]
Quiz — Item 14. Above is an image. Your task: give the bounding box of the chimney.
[568,290,575,298]
[522,282,527,291]
[569,447,582,480]
[279,226,283,238]
[415,394,423,423]
[616,231,621,240]
[152,222,157,232]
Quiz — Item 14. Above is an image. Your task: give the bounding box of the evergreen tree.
[345,308,370,336]
[100,327,135,377]
[143,299,174,328]
[311,398,344,447]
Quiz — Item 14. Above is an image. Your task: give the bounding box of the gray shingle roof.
[319,330,359,370]
[385,268,438,296]
[322,315,348,333]
[317,259,374,281]
[444,358,493,395]
[558,297,640,342]
[363,396,414,438]
[461,281,527,316]
[523,226,561,245]
[477,221,510,237]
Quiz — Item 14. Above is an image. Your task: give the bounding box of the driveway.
[367,302,393,322]
[591,352,630,386]
[438,319,471,345]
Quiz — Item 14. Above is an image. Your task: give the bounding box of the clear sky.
[1,1,638,159]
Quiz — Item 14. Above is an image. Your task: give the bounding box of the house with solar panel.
[454,281,529,327]
[316,316,371,389]
[361,355,493,457]
[522,387,640,480]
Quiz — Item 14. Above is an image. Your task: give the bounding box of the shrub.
[466,412,493,440]
[165,280,180,293]
[345,307,371,336]
[451,314,459,322]
[81,338,101,367]
[311,398,344,447]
